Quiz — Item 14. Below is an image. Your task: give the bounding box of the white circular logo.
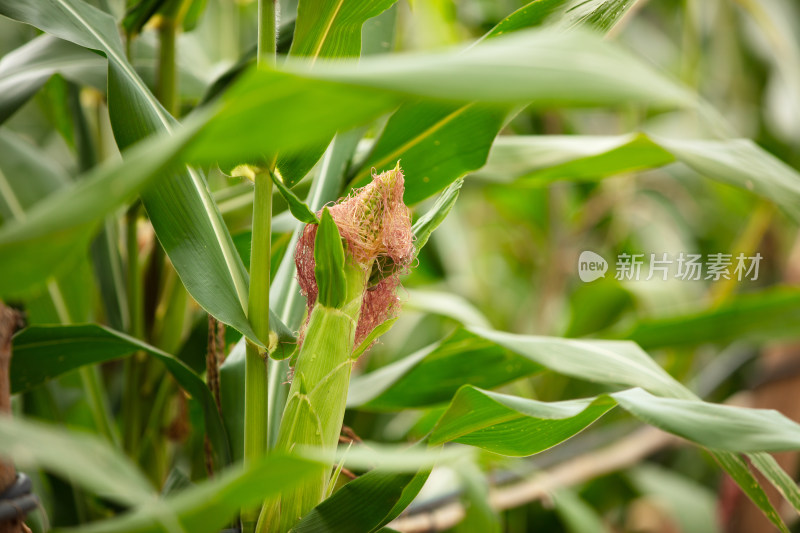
[578,251,608,282]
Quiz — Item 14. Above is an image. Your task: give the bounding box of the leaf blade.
[314,207,347,308]
[12,324,232,466]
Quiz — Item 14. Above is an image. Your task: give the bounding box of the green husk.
[258,258,367,532]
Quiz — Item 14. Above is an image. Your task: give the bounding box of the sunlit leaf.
[431,385,800,457]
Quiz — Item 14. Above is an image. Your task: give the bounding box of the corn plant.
[2,0,800,532]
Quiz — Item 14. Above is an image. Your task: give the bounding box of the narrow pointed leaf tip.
[270,170,320,224]
[313,207,347,308]
[295,164,414,349]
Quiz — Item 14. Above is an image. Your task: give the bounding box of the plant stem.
[80,366,121,447]
[248,174,273,357]
[242,346,268,528]
[136,375,174,484]
[50,276,119,447]
[257,0,277,67]
[242,173,273,531]
[243,2,277,530]
[125,205,144,339]
[122,204,144,455]
[150,267,189,354]
[156,15,178,116]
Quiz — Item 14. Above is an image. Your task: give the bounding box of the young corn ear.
[295,162,414,348]
[259,165,413,532]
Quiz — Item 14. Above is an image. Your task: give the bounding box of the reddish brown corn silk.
[295,164,413,348]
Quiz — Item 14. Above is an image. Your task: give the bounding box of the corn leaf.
[476,134,800,222]
[350,0,642,203]
[314,207,347,308]
[11,324,231,467]
[0,34,105,124]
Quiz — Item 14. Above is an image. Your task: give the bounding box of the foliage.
[1,0,800,532]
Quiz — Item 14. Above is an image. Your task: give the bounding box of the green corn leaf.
[276,145,330,189]
[58,454,324,533]
[180,0,206,32]
[314,207,347,308]
[350,102,507,204]
[476,133,800,222]
[429,387,618,454]
[0,129,115,446]
[611,388,800,452]
[406,289,492,328]
[713,452,788,533]
[375,469,431,530]
[218,338,247,464]
[0,415,154,506]
[618,287,800,349]
[482,0,566,39]
[0,116,202,298]
[427,385,800,533]
[352,318,398,359]
[198,20,296,107]
[274,0,399,185]
[484,0,640,40]
[289,0,397,59]
[122,0,170,37]
[271,171,319,224]
[350,0,641,204]
[197,26,691,170]
[327,443,469,471]
[0,128,70,220]
[348,327,684,410]
[0,27,694,299]
[562,0,640,31]
[347,328,544,410]
[0,0,282,349]
[749,452,800,512]
[285,445,464,533]
[0,34,105,124]
[0,128,97,326]
[411,178,464,253]
[361,2,397,56]
[0,416,439,533]
[472,133,675,185]
[351,324,794,528]
[468,326,690,399]
[292,469,429,533]
[11,324,231,467]
[658,136,800,222]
